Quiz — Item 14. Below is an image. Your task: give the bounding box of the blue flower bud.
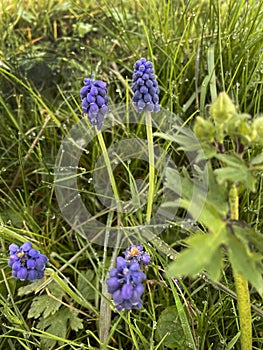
[112,289,123,304]
[12,261,21,270]
[17,267,28,280]
[27,259,36,268]
[21,242,32,252]
[28,269,38,281]
[116,256,127,269]
[28,249,39,258]
[107,277,120,293]
[87,94,96,103]
[9,244,19,253]
[122,284,133,299]
[96,95,105,107]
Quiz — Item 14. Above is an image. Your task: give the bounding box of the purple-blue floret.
[8,242,48,282]
[106,246,150,311]
[80,75,110,130]
[132,58,160,113]
[124,245,151,265]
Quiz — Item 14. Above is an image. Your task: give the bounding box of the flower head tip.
[132,57,160,113]
[80,75,110,130]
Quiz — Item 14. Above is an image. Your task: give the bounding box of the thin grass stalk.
[145,110,155,223]
[229,183,252,350]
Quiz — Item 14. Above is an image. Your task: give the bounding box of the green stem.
[145,111,155,223]
[96,129,122,348]
[229,183,252,350]
[97,130,120,205]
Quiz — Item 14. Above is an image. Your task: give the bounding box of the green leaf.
[215,166,256,191]
[214,153,245,167]
[169,280,197,349]
[205,246,224,281]
[227,235,263,295]
[18,279,45,296]
[214,152,256,191]
[37,308,83,349]
[77,270,96,300]
[28,282,66,319]
[68,309,84,332]
[250,152,263,165]
[198,201,226,234]
[167,231,227,278]
[155,306,192,349]
[232,222,263,253]
[164,165,228,235]
[205,165,229,216]
[154,131,201,152]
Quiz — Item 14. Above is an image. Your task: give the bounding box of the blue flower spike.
[8,242,48,282]
[132,58,160,113]
[106,245,150,311]
[80,75,110,130]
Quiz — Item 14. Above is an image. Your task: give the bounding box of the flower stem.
[96,129,122,348]
[145,111,155,223]
[229,183,252,350]
[97,130,120,205]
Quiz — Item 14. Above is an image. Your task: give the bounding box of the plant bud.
[252,116,263,141]
[193,116,215,142]
[210,92,236,124]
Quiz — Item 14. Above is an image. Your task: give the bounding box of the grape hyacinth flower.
[106,246,150,311]
[125,245,151,265]
[132,57,160,113]
[80,75,110,130]
[8,242,48,282]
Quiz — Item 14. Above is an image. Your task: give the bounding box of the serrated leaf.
[164,165,228,227]
[164,168,208,220]
[167,231,227,278]
[28,281,66,319]
[68,309,84,331]
[231,222,263,253]
[227,235,263,295]
[215,166,256,191]
[214,153,245,167]
[28,295,61,319]
[154,131,201,151]
[205,246,224,281]
[18,279,45,296]
[77,270,95,300]
[155,306,192,349]
[199,201,226,234]
[37,308,83,349]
